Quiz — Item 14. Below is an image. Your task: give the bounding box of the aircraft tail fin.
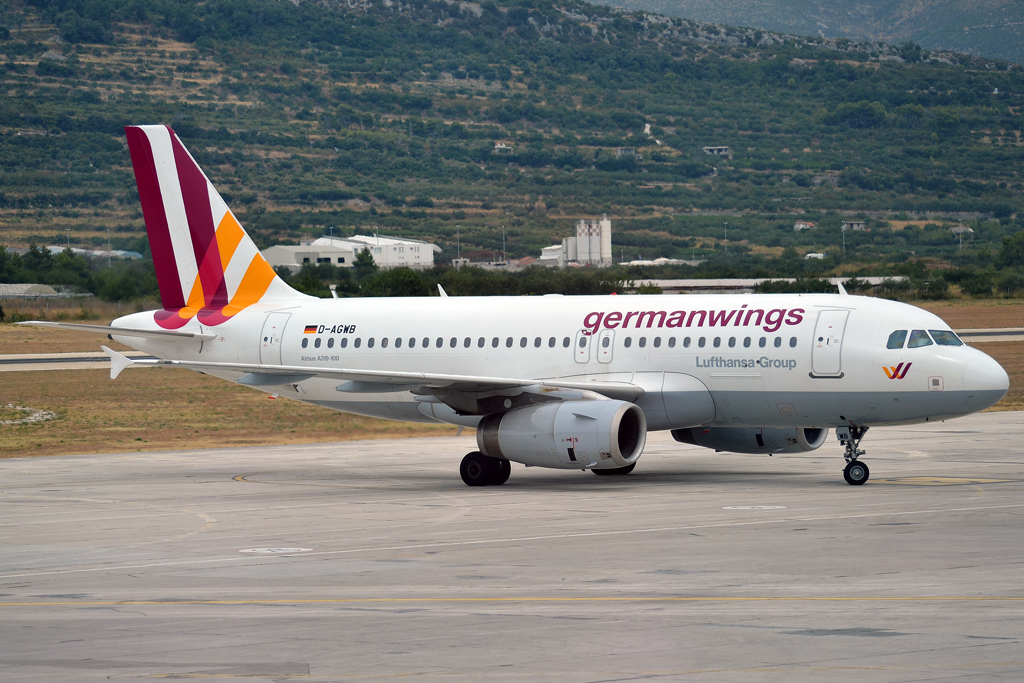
[124,125,307,329]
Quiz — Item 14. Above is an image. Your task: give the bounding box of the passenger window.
[743,337,751,348]
[534,337,541,348]
[408,338,415,348]
[653,337,661,348]
[930,330,963,346]
[354,338,362,348]
[698,337,706,348]
[789,337,797,348]
[395,338,402,348]
[728,337,736,348]
[548,337,556,348]
[668,337,676,348]
[683,337,691,348]
[436,337,443,348]
[624,337,632,348]
[301,338,308,348]
[520,337,527,348]
[340,338,348,349]
[887,330,908,349]
[579,337,587,347]
[327,338,334,349]
[450,337,457,348]
[602,336,610,348]
[382,338,389,348]
[422,337,429,348]
[463,337,471,348]
[713,337,721,348]
[492,337,499,348]
[908,330,933,348]
[368,338,375,348]
[478,337,485,348]
[563,337,571,348]
[759,337,766,348]
[639,337,646,348]
[506,337,513,348]
[774,337,782,348]
[314,338,321,349]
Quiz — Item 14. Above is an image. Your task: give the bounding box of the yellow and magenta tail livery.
[125,125,301,329]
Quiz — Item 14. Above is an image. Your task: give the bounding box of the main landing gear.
[460,452,511,487]
[837,425,870,485]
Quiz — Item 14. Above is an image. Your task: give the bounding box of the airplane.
[23,125,1010,487]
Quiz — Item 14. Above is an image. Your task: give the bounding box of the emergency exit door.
[811,310,848,377]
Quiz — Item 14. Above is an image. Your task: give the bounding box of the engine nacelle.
[477,400,647,470]
[672,426,829,454]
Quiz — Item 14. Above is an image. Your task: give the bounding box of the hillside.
[592,0,1024,66]
[0,0,1022,291]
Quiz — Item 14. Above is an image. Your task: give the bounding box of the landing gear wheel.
[592,463,637,476]
[460,452,491,487]
[491,459,511,486]
[844,460,869,486]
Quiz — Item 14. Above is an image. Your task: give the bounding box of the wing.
[100,347,643,402]
[18,321,216,342]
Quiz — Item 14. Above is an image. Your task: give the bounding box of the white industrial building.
[539,215,613,267]
[262,234,441,273]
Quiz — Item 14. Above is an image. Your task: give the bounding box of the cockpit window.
[929,330,964,347]
[907,329,933,348]
[886,330,907,349]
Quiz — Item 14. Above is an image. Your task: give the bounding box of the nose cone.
[964,354,1010,411]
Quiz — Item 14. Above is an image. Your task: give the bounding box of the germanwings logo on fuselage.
[883,363,912,379]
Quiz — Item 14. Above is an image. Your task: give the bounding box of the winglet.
[438,284,448,298]
[836,281,848,296]
[102,345,134,380]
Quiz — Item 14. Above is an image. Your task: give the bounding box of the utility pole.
[107,229,111,268]
[502,225,506,263]
[723,221,728,254]
[456,225,461,259]
[65,228,71,249]
[842,223,846,258]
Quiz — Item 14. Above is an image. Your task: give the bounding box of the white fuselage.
[111,293,1009,430]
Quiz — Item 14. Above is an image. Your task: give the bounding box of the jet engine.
[476,400,647,470]
[671,426,829,454]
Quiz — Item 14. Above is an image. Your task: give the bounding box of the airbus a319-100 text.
[25,126,1010,486]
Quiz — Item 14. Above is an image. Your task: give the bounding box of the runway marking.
[873,477,1015,486]
[3,501,1024,580]
[1,596,1023,607]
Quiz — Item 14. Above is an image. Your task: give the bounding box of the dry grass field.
[0,367,458,459]
[1,299,1019,459]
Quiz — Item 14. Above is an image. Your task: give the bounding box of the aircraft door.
[260,312,291,365]
[574,329,592,364]
[811,310,849,377]
[597,329,614,364]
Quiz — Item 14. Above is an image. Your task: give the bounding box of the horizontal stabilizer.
[101,345,135,380]
[18,321,215,342]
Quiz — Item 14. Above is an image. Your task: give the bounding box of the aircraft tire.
[490,459,511,486]
[460,452,492,487]
[592,463,637,476]
[843,460,869,486]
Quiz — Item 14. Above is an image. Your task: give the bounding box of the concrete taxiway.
[1,412,1023,681]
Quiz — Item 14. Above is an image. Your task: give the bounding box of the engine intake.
[672,426,829,454]
[477,400,647,470]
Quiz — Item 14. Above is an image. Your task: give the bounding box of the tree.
[361,268,428,297]
[997,230,1024,269]
[353,247,378,280]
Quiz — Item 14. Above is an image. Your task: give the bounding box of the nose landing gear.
[837,425,869,485]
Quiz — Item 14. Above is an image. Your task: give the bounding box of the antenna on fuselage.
[438,284,449,298]
[836,280,848,296]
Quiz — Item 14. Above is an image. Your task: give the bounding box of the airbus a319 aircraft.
[26,126,1010,486]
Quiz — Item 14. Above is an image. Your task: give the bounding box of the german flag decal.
[304,325,318,334]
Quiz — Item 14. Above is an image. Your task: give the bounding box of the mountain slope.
[591,0,1024,64]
